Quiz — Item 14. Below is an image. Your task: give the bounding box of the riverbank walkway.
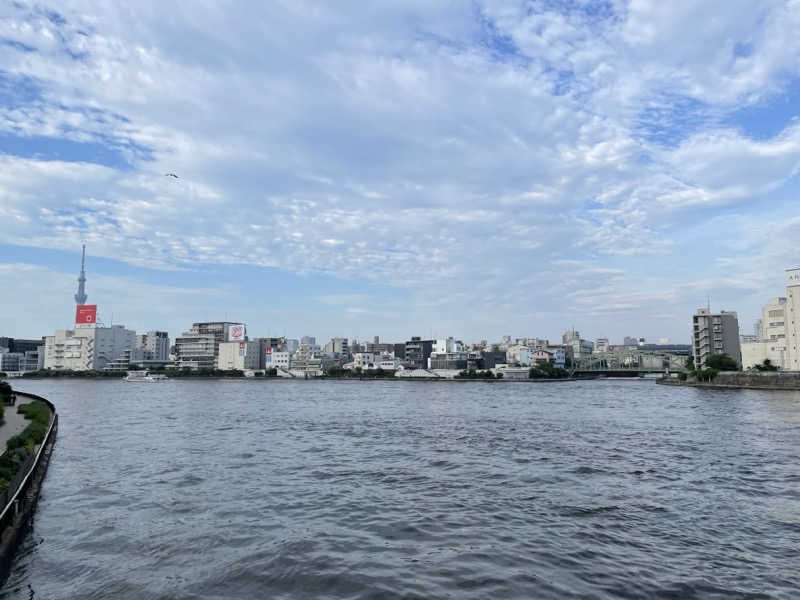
[0,398,33,450]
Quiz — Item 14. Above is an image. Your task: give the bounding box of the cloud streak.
[1,1,799,341]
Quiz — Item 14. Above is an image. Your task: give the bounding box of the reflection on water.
[2,379,799,599]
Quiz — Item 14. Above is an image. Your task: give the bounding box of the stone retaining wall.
[658,371,800,390]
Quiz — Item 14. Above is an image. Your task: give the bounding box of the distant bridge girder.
[571,351,687,374]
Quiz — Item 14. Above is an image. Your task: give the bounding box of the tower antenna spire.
[74,244,88,305]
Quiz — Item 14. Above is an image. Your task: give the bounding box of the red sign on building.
[75,304,97,324]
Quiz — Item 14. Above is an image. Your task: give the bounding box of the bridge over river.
[570,350,689,377]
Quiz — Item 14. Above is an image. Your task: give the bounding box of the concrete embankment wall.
[0,391,58,584]
[659,371,800,390]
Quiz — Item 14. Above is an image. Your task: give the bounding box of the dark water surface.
[2,379,799,599]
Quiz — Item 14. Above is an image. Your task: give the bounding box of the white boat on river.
[125,370,168,382]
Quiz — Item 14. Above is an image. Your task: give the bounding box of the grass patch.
[0,400,52,493]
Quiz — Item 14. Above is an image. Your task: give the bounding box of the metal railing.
[0,391,58,541]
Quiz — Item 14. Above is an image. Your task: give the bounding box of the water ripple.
[1,379,799,599]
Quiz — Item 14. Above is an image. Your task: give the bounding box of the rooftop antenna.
[707,294,711,312]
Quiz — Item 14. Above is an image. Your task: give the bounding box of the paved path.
[0,398,33,451]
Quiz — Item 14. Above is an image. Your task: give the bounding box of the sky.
[1,1,799,345]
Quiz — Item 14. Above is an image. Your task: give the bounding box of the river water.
[1,379,798,599]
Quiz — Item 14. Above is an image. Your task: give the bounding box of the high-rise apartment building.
[785,268,800,370]
[692,309,741,369]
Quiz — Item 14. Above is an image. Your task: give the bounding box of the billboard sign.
[75,304,97,324]
[228,324,245,341]
[239,341,246,357]
[787,268,800,286]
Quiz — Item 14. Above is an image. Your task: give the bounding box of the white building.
[594,338,610,353]
[265,349,290,369]
[44,325,136,371]
[217,341,263,371]
[740,297,788,370]
[785,268,800,370]
[741,341,788,371]
[353,352,399,369]
[353,352,376,368]
[433,337,465,354]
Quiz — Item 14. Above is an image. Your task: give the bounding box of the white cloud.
[0,2,799,341]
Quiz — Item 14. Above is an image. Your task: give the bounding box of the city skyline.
[2,3,800,341]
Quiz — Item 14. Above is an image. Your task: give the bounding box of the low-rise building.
[265,349,290,369]
[736,296,788,370]
[506,344,530,365]
[353,352,400,370]
[481,350,508,368]
[218,340,264,371]
[23,348,44,371]
[0,351,23,372]
[428,351,479,370]
[549,347,566,368]
[741,341,788,371]
[405,337,434,369]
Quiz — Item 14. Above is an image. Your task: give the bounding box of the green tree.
[696,367,719,382]
[0,381,13,403]
[705,353,739,371]
[755,358,778,372]
[529,362,569,379]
